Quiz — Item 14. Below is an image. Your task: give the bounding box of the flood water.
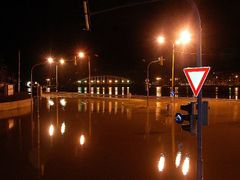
[0,96,240,179]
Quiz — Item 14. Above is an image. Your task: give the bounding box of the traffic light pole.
[146,58,164,106]
[186,0,203,179]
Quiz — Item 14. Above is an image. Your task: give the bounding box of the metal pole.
[171,43,175,96]
[18,50,21,93]
[83,0,91,31]
[31,63,45,99]
[146,59,161,106]
[196,28,203,180]
[88,55,91,94]
[56,64,58,92]
[186,0,203,179]
[146,63,150,106]
[31,67,33,99]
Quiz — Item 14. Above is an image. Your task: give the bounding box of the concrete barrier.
[0,98,32,111]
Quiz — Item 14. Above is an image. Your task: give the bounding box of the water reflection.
[158,154,165,172]
[182,156,190,176]
[235,87,238,100]
[8,118,15,130]
[60,98,67,107]
[79,134,86,146]
[61,122,66,135]
[175,151,182,168]
[48,99,54,106]
[49,124,54,137]
[0,97,199,179]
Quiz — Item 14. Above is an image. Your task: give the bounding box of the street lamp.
[30,58,54,98]
[78,51,91,94]
[157,29,191,97]
[47,57,65,92]
[146,56,165,106]
[55,58,65,92]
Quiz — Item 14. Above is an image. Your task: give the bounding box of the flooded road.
[0,96,240,179]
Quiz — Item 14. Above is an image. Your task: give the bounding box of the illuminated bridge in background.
[76,75,132,96]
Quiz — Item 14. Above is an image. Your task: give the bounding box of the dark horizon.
[0,0,239,86]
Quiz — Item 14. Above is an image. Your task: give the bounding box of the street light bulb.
[78,52,85,58]
[179,30,191,44]
[175,39,181,45]
[59,58,65,65]
[47,57,54,64]
[157,36,165,44]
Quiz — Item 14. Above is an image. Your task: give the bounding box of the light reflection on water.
[155,86,239,99]
[0,97,196,179]
[158,154,165,172]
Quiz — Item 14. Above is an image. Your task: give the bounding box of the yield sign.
[183,67,211,97]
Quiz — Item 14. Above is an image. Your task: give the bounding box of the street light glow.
[47,57,54,64]
[157,36,165,44]
[179,30,191,44]
[59,58,65,65]
[78,52,85,58]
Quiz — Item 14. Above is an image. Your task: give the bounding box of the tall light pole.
[146,57,164,106]
[55,58,65,92]
[79,51,91,94]
[47,57,65,93]
[184,1,203,179]
[30,58,53,98]
[31,63,44,99]
[157,30,191,97]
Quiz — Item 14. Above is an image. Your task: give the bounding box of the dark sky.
[0,0,239,84]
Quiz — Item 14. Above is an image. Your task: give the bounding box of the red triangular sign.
[183,67,211,97]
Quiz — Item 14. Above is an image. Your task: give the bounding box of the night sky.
[0,0,239,86]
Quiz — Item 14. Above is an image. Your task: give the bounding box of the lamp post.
[31,63,44,99]
[47,57,65,93]
[55,58,65,92]
[146,57,164,106]
[79,52,91,94]
[157,30,191,97]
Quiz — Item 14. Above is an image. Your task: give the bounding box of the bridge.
[76,75,132,96]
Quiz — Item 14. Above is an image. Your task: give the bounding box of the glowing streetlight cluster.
[157,29,191,46]
[47,56,65,65]
[156,29,192,96]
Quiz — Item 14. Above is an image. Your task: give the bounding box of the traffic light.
[175,102,196,133]
[158,56,165,66]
